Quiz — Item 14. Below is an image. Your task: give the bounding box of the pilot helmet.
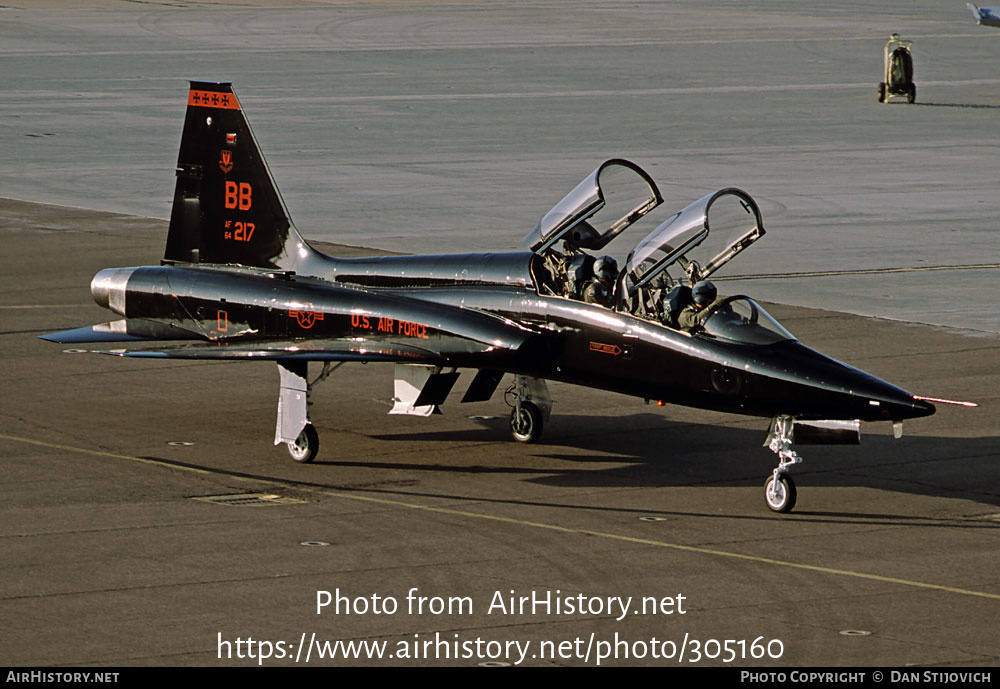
[593,255,619,282]
[691,280,717,307]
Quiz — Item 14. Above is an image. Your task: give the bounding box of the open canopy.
[622,188,764,297]
[523,159,662,254]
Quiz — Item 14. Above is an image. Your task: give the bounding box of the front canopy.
[621,188,764,298]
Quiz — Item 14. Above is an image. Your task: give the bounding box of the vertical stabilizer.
[165,81,313,269]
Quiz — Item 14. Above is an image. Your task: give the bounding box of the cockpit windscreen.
[700,297,795,345]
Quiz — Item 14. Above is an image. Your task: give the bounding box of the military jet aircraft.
[968,3,1000,27]
[42,81,942,513]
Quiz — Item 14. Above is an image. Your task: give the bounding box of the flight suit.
[677,301,712,331]
[582,279,613,308]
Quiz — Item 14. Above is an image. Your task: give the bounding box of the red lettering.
[232,221,254,242]
[224,181,252,210]
[396,320,429,339]
[239,182,252,210]
[225,181,238,209]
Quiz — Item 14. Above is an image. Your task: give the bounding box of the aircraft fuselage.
[89,252,934,426]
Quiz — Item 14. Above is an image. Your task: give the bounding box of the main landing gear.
[276,361,342,463]
[275,365,555,463]
[288,423,319,463]
[763,416,802,513]
[506,376,552,444]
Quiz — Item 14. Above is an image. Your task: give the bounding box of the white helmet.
[593,255,618,282]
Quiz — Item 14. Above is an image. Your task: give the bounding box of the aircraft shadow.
[363,413,1000,515]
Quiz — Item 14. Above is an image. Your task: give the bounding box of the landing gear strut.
[275,361,342,463]
[506,376,552,444]
[763,415,802,513]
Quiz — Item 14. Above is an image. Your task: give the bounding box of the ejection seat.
[664,285,693,329]
[564,253,596,300]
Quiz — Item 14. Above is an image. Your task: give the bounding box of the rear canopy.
[523,159,662,254]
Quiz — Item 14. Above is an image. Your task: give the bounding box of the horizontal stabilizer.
[91,339,442,363]
[39,319,202,344]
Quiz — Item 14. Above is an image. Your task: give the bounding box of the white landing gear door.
[390,363,460,417]
[275,361,309,445]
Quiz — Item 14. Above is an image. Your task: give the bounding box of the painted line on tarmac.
[721,263,1000,281]
[270,79,1000,104]
[5,431,1000,602]
[8,32,990,58]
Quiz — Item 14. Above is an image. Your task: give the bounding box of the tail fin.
[165,81,313,270]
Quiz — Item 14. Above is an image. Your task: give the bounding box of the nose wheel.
[764,472,797,513]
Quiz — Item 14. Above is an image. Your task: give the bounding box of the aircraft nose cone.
[905,396,936,419]
[850,373,936,421]
[762,342,936,422]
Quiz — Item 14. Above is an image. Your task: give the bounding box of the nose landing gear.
[764,415,803,513]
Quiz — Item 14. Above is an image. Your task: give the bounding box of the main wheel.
[764,473,797,513]
[877,82,886,103]
[907,83,916,104]
[510,401,543,443]
[287,423,319,463]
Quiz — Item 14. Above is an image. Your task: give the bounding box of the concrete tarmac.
[2,0,1000,331]
[2,0,1000,669]
[1,199,998,667]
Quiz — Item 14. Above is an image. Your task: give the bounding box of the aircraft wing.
[968,3,1000,27]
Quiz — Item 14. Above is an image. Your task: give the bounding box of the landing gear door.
[523,159,662,254]
[620,188,765,301]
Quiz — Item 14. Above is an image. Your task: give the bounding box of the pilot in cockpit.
[582,255,618,308]
[677,280,718,332]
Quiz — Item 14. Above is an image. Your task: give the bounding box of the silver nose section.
[90,268,134,315]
